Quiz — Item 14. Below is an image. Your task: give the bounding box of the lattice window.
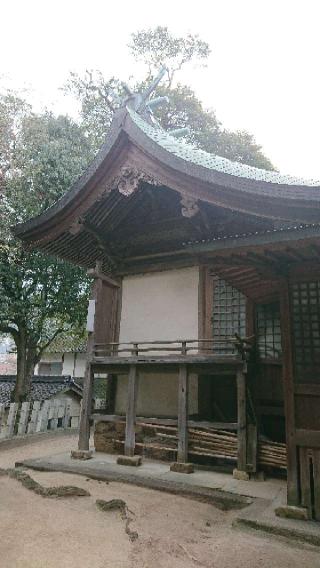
[212,277,246,354]
[291,281,320,383]
[256,302,282,360]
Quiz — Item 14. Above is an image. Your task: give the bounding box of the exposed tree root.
[96,499,138,542]
[0,467,90,498]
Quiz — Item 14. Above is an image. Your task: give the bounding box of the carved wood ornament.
[110,166,158,197]
[180,195,199,218]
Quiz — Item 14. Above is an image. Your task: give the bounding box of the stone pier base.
[170,462,194,474]
[117,455,142,467]
[71,450,93,460]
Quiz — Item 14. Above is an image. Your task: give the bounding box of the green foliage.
[129,26,210,86]
[0,92,92,399]
[65,27,274,170]
[64,71,124,151]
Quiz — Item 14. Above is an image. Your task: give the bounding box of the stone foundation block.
[170,462,194,474]
[71,450,93,460]
[233,468,250,481]
[275,505,309,521]
[94,421,125,454]
[117,455,142,467]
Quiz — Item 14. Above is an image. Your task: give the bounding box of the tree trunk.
[11,329,37,403]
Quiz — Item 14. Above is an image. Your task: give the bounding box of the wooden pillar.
[237,368,247,472]
[78,362,94,451]
[280,281,299,506]
[125,364,138,457]
[177,364,189,463]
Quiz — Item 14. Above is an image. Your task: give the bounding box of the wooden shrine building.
[15,82,320,520]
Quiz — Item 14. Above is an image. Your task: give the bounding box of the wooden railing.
[93,337,250,358]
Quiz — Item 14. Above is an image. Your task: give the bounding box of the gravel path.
[0,434,319,568]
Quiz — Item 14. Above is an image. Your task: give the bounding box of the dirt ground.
[0,434,319,568]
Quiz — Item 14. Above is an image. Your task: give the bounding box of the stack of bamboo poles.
[110,420,287,470]
[139,422,287,470]
[258,439,287,470]
[140,423,238,461]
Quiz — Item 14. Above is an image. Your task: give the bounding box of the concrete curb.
[234,517,320,547]
[233,498,320,547]
[16,457,253,511]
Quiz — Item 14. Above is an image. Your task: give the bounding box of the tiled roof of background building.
[0,376,82,406]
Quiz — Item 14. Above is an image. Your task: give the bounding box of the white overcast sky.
[1,0,320,179]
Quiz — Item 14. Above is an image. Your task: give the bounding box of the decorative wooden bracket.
[180,195,199,218]
[110,166,158,197]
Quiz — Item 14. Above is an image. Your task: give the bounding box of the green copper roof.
[128,108,320,187]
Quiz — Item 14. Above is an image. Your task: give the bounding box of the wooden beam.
[124,364,138,457]
[87,269,120,288]
[296,429,320,448]
[177,364,188,463]
[313,450,320,521]
[280,281,299,506]
[82,220,119,268]
[198,266,213,344]
[90,414,238,430]
[236,369,247,472]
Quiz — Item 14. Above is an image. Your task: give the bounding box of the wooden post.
[78,363,94,451]
[177,364,188,463]
[6,403,19,438]
[36,400,50,432]
[63,402,71,429]
[27,401,41,434]
[236,369,247,472]
[280,281,299,506]
[77,261,121,457]
[125,364,138,457]
[0,403,5,437]
[18,401,30,436]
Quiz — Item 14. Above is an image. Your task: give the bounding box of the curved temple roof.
[128,108,320,188]
[15,102,320,247]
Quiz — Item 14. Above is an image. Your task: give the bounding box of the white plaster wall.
[119,267,199,343]
[62,353,75,376]
[74,353,86,377]
[116,267,200,417]
[115,372,198,417]
[60,353,86,377]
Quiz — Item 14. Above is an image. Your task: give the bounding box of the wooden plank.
[280,282,299,506]
[0,403,6,436]
[237,369,247,472]
[313,449,320,521]
[90,414,238,430]
[177,364,188,463]
[6,403,19,438]
[63,402,71,429]
[17,402,30,436]
[294,384,320,396]
[246,423,258,473]
[299,447,312,517]
[296,429,320,448]
[50,400,60,430]
[27,401,41,434]
[36,400,50,432]
[124,365,138,457]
